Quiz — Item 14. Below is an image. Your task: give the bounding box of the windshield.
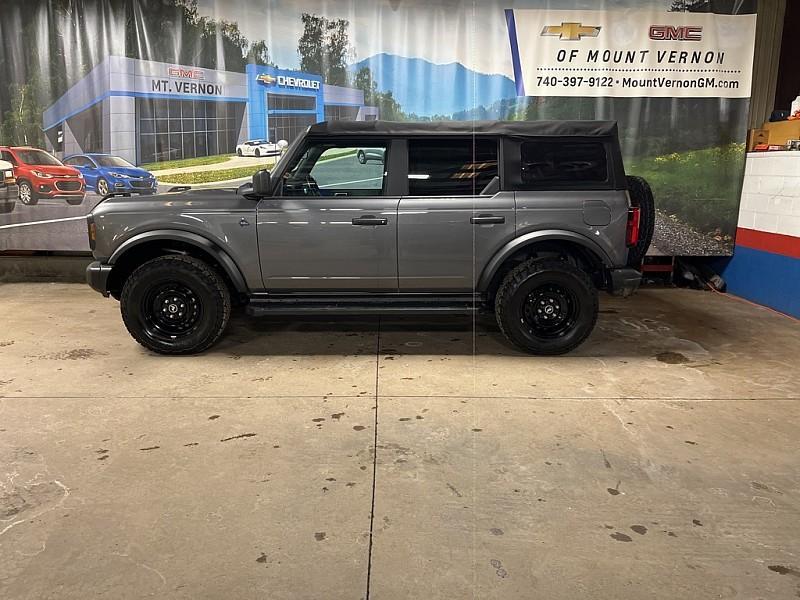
[95,156,134,168]
[16,149,62,166]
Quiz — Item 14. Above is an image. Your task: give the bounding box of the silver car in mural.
[86,120,652,356]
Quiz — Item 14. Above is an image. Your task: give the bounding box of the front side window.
[520,141,608,185]
[407,138,498,196]
[281,143,387,197]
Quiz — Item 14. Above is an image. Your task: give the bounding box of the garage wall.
[717,152,800,317]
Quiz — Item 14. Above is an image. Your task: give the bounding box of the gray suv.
[86,120,652,355]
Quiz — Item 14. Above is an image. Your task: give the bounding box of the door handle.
[352,215,388,226]
[471,214,505,225]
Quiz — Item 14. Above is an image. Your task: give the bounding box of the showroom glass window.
[519,141,608,186]
[280,143,388,196]
[136,99,246,164]
[407,138,498,196]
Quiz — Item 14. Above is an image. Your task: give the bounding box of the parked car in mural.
[236,139,288,157]
[86,120,654,357]
[63,154,157,197]
[0,147,85,206]
[0,159,17,213]
[356,148,385,164]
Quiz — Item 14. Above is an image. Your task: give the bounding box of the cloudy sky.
[195,0,669,77]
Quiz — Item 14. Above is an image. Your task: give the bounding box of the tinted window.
[95,156,134,168]
[282,143,387,197]
[16,149,62,166]
[520,141,607,185]
[408,138,497,196]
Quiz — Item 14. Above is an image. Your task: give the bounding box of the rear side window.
[407,138,498,196]
[520,141,608,185]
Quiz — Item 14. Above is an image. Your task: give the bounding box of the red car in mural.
[0,146,85,206]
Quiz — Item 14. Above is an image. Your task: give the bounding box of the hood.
[94,187,249,213]
[101,166,153,178]
[29,164,81,177]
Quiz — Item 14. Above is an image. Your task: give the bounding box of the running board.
[245,296,483,316]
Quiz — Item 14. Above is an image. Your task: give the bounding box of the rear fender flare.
[477,229,612,292]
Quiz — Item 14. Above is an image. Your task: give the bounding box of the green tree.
[2,80,44,147]
[352,66,404,121]
[297,13,351,85]
[246,41,276,67]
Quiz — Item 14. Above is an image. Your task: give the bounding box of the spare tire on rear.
[626,175,655,265]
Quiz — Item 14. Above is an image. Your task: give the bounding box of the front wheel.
[120,255,231,354]
[237,148,243,157]
[18,181,38,205]
[255,149,261,158]
[495,258,598,355]
[96,178,109,197]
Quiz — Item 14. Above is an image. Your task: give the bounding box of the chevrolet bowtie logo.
[541,22,601,41]
[256,74,277,85]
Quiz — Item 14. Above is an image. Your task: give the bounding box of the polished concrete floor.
[1,283,799,599]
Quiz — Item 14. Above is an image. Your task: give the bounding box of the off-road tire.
[626,175,655,265]
[18,180,38,205]
[495,258,598,355]
[120,255,231,355]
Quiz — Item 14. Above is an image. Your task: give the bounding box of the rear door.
[257,138,399,292]
[397,137,515,292]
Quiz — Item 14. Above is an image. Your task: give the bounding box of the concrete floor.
[1,283,799,599]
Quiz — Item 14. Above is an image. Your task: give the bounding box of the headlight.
[3,169,13,180]
[32,170,53,178]
[109,172,131,179]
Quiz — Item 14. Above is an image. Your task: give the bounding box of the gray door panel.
[398,192,515,291]
[257,197,399,291]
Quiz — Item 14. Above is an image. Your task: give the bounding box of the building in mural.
[42,56,378,165]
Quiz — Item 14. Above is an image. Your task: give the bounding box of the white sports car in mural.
[236,139,288,157]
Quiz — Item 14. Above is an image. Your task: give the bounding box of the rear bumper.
[86,261,113,296]
[608,267,641,297]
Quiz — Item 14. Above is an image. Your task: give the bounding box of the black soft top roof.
[306,119,618,138]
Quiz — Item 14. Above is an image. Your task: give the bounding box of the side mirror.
[252,169,272,196]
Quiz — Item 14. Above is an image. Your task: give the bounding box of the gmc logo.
[649,25,702,41]
[168,67,206,80]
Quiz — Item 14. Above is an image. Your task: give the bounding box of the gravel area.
[651,210,733,256]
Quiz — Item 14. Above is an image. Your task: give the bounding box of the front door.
[397,137,515,292]
[257,140,398,292]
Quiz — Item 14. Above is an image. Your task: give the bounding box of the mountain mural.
[350,53,518,117]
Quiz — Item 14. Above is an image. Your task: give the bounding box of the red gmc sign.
[649,25,703,41]
[168,67,206,80]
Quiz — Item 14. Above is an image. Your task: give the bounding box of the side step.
[245,295,483,316]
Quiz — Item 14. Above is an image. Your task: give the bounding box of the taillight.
[626,207,640,247]
[87,215,96,250]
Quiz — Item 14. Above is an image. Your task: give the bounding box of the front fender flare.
[477,229,613,292]
[108,229,249,294]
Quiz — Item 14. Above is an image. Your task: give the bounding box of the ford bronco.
[86,120,653,355]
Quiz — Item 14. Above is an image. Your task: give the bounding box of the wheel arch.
[479,230,612,299]
[106,230,248,299]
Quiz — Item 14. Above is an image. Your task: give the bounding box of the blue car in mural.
[63,154,157,196]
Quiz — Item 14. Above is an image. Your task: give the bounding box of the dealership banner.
[0,0,758,257]
[506,9,756,98]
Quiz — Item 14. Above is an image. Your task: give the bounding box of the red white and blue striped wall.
[717,152,800,318]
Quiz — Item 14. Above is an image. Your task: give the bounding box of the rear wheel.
[357,150,366,164]
[626,175,655,265]
[120,255,231,354]
[495,258,598,355]
[18,180,38,205]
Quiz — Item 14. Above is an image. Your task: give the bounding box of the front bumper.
[35,180,85,197]
[110,178,158,194]
[608,267,642,297]
[86,261,113,296]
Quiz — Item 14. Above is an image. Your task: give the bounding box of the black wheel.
[120,255,231,354]
[18,180,38,205]
[357,150,366,164]
[66,195,84,206]
[495,258,598,355]
[626,175,655,265]
[255,149,261,157]
[96,178,109,197]
[237,148,243,157]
